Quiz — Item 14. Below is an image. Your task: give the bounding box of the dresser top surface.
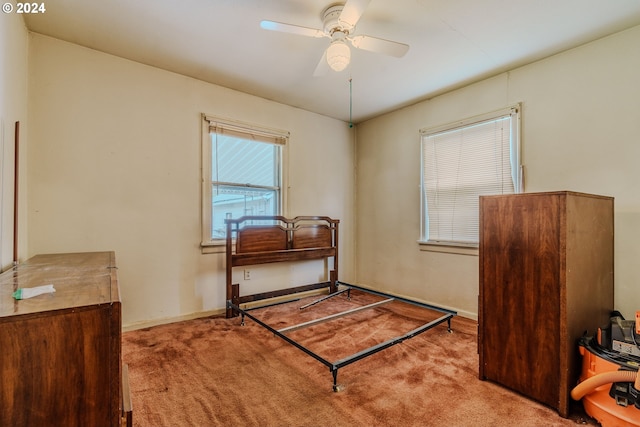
[0,252,119,318]
[479,190,614,201]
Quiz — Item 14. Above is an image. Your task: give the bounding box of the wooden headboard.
[225,216,339,317]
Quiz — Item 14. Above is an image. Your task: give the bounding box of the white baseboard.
[122,287,478,332]
[122,308,225,332]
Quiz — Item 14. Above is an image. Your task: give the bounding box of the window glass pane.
[212,134,277,187]
[211,185,278,239]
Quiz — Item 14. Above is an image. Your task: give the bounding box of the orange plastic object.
[576,345,640,427]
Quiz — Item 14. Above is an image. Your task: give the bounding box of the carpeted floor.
[122,290,596,426]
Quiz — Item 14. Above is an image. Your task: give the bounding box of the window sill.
[417,241,478,256]
[200,242,225,254]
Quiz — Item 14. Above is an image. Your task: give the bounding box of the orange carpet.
[122,290,596,426]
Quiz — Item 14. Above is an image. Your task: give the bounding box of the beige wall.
[0,13,29,270]
[356,25,640,319]
[26,34,355,328]
[6,19,639,327]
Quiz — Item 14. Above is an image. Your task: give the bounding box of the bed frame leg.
[447,317,452,333]
[330,270,337,294]
[230,284,240,318]
[240,312,245,326]
[331,369,343,392]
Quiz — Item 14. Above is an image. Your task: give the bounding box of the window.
[201,115,288,245]
[420,105,522,247]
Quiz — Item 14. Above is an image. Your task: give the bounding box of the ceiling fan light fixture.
[260,0,409,76]
[326,39,351,72]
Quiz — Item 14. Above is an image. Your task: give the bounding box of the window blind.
[421,107,520,244]
[205,116,288,146]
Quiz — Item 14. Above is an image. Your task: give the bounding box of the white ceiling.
[23,0,640,123]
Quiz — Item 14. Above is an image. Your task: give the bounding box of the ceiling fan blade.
[260,20,325,38]
[339,0,372,28]
[349,35,409,58]
[313,50,330,77]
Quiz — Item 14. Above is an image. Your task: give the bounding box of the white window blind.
[421,106,521,245]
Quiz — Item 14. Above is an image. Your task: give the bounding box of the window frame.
[201,114,289,249]
[419,105,522,252]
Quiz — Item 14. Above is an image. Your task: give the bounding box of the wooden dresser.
[478,191,614,417]
[0,252,124,427]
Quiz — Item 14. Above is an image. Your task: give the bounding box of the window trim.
[418,104,522,252]
[201,114,289,249]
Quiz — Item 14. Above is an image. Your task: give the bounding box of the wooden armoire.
[478,191,614,417]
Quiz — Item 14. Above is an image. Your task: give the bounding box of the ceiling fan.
[260,0,410,76]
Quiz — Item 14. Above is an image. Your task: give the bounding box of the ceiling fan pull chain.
[349,77,353,128]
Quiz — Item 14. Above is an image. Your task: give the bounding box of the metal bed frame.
[228,280,456,391]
